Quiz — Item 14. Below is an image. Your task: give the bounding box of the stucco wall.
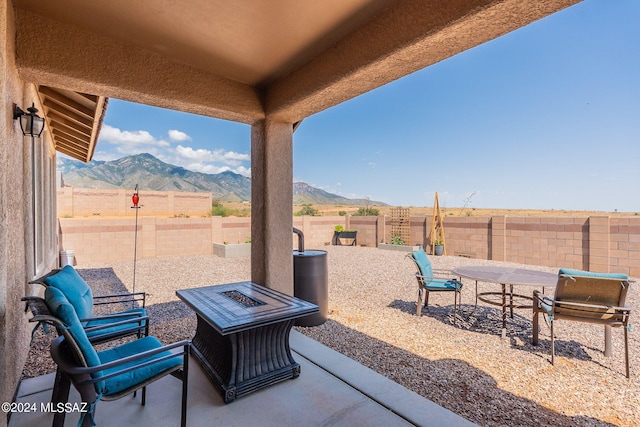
[1,3,60,412]
[0,1,30,416]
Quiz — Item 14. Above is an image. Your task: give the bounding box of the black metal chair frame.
[24,297,190,427]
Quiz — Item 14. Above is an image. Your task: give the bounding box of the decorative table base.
[177,282,318,403]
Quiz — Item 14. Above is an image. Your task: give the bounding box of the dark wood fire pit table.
[177,281,318,403]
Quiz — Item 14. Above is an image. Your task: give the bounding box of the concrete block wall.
[445,217,491,259]
[57,187,212,217]
[293,216,342,248]
[349,216,379,246]
[504,217,588,269]
[155,217,213,257]
[59,214,640,277]
[220,217,252,244]
[344,215,639,277]
[610,217,640,275]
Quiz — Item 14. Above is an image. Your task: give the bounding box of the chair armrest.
[532,290,552,304]
[79,311,144,322]
[65,340,191,382]
[416,273,461,282]
[82,316,150,333]
[93,292,146,308]
[552,300,632,314]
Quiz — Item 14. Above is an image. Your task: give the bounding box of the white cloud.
[98,125,251,176]
[175,145,250,165]
[168,129,191,142]
[101,125,155,145]
[98,125,170,158]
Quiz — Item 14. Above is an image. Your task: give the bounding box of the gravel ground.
[23,246,639,427]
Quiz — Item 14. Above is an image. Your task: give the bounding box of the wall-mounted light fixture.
[13,102,45,137]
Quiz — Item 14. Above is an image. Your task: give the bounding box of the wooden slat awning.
[37,85,107,163]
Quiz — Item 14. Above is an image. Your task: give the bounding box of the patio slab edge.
[290,330,477,427]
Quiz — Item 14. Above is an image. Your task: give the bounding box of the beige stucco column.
[251,119,293,295]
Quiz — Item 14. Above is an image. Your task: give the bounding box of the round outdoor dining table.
[451,266,558,338]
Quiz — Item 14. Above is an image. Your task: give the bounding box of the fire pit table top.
[177,281,318,335]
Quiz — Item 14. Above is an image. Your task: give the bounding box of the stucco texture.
[0,0,32,416]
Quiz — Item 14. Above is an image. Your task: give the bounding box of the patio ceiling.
[12,0,581,160]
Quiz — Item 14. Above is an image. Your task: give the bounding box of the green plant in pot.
[433,239,444,256]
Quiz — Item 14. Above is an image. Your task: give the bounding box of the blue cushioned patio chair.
[30,265,148,343]
[407,248,463,321]
[25,287,190,427]
[533,268,632,378]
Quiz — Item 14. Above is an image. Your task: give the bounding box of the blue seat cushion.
[558,268,628,281]
[44,266,94,320]
[426,278,462,291]
[45,287,105,391]
[411,248,433,279]
[85,308,147,340]
[98,336,183,396]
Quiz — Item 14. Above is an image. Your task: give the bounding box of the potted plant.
[333,225,357,246]
[433,239,444,256]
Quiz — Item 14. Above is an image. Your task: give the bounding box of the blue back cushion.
[412,248,433,278]
[44,266,93,319]
[559,268,628,281]
[45,286,105,393]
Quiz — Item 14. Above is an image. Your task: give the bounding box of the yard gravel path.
[23,246,639,426]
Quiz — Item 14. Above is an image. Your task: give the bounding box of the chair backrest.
[411,248,433,282]
[554,268,630,321]
[44,286,106,393]
[43,265,94,320]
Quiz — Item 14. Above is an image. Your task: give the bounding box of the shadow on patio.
[11,330,475,427]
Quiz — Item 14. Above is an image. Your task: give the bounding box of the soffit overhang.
[37,86,106,163]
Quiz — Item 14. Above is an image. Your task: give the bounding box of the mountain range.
[57,153,387,206]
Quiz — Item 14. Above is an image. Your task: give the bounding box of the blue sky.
[87,0,640,212]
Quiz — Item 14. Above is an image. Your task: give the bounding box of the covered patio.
[2,1,584,426]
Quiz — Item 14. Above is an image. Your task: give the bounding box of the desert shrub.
[391,234,405,245]
[295,204,319,216]
[353,207,379,216]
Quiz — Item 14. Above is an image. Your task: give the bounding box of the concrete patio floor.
[9,331,475,427]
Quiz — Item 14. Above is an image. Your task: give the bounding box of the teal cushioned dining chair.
[533,268,632,377]
[26,286,190,427]
[407,248,463,321]
[33,265,148,343]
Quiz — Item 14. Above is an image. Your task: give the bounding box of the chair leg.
[424,289,430,308]
[181,345,190,427]
[51,368,70,427]
[550,320,555,365]
[625,326,630,379]
[453,290,459,325]
[416,288,423,316]
[605,325,612,357]
[532,310,539,345]
[142,386,147,406]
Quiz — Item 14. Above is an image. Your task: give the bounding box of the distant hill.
[293,183,385,206]
[58,153,387,206]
